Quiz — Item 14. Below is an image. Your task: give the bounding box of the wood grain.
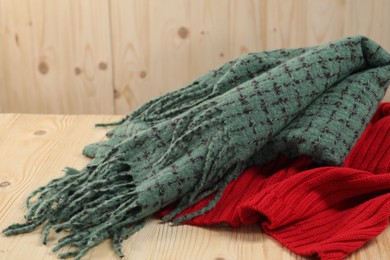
[0,0,389,113]
[0,114,390,259]
[110,0,390,114]
[110,0,269,114]
[0,0,114,114]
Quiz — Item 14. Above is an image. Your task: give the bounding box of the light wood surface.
[110,0,390,114]
[0,0,114,114]
[0,114,390,260]
[0,0,389,114]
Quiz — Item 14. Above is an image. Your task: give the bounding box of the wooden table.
[0,114,389,260]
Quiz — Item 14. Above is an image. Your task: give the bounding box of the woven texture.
[3,36,390,259]
[158,103,390,260]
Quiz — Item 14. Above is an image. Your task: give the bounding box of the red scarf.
[158,103,390,260]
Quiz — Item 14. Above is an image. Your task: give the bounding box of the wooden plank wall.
[0,0,114,114]
[0,0,389,114]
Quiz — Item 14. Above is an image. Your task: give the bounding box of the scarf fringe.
[2,161,230,259]
[2,165,146,259]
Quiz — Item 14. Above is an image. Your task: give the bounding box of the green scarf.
[3,35,390,259]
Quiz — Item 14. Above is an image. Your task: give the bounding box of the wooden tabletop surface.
[0,114,389,260]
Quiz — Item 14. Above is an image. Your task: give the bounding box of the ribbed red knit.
[158,103,390,260]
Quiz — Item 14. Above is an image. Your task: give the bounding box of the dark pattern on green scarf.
[3,36,390,259]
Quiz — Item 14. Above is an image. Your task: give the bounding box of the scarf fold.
[3,35,390,259]
[158,103,390,260]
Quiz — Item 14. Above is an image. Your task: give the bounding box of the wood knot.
[15,34,19,46]
[219,52,225,57]
[139,70,147,78]
[0,181,10,187]
[178,26,189,39]
[113,89,121,99]
[74,67,82,75]
[214,258,225,260]
[34,130,46,135]
[38,62,49,74]
[98,62,107,70]
[240,45,249,54]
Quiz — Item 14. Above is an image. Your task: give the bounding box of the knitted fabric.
[3,36,390,260]
[158,103,390,260]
